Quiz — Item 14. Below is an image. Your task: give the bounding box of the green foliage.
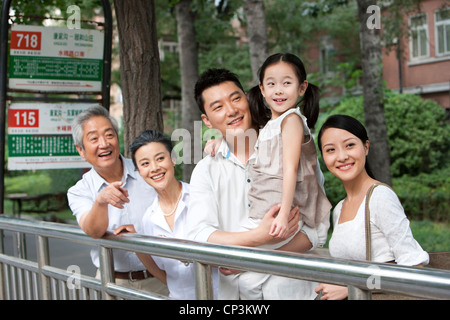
[5,0,102,27]
[265,0,320,53]
[5,169,81,196]
[393,167,450,222]
[198,42,252,88]
[410,220,450,252]
[300,0,349,17]
[160,52,182,100]
[5,171,52,195]
[156,0,253,98]
[385,93,450,177]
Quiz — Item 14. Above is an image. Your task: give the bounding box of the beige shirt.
[248,107,331,229]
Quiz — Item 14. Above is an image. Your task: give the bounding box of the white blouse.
[141,182,218,300]
[329,185,429,266]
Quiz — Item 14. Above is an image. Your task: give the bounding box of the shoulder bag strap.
[365,184,376,261]
[365,182,393,261]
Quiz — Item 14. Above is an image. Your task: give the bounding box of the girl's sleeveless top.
[248,107,331,228]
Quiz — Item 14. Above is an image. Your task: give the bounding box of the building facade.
[382,0,450,110]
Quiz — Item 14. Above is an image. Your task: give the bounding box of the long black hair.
[318,114,375,179]
[249,53,320,129]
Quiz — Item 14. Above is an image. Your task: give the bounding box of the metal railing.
[1,215,449,300]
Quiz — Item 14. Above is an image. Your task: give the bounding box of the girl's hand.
[315,283,348,300]
[204,138,222,157]
[269,214,289,239]
[257,205,299,244]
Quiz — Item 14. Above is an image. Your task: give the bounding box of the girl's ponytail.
[248,85,271,128]
[301,82,320,130]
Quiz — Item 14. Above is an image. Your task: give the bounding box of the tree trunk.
[244,0,269,84]
[357,0,392,185]
[175,0,200,182]
[113,0,163,157]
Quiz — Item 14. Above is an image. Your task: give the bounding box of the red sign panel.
[10,31,42,51]
[8,109,39,128]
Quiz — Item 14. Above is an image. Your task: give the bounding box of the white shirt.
[67,156,157,272]
[329,185,429,266]
[141,182,218,300]
[187,140,329,299]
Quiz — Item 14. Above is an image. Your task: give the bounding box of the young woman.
[315,114,429,300]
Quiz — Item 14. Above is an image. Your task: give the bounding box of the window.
[435,8,450,56]
[319,36,335,76]
[410,13,429,59]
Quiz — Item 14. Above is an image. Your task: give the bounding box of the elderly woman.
[115,130,218,300]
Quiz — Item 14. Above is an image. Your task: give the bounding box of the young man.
[67,105,168,295]
[187,69,330,299]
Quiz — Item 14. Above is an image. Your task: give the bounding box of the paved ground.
[1,221,97,277]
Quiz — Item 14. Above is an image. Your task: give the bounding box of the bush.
[5,171,52,195]
[5,169,81,196]
[409,220,450,252]
[393,167,450,222]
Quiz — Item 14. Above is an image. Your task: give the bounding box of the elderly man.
[187,69,330,299]
[67,105,168,295]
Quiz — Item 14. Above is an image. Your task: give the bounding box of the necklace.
[161,187,183,217]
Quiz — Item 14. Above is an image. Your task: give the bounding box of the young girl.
[247,53,332,245]
[315,115,428,300]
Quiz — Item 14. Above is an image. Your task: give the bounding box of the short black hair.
[194,68,245,114]
[129,130,173,169]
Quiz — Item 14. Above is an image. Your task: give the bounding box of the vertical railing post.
[13,232,26,259]
[348,285,372,300]
[36,235,51,299]
[194,261,214,300]
[0,229,4,300]
[99,246,115,300]
[13,232,27,299]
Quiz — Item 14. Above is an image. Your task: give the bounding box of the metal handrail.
[1,215,449,300]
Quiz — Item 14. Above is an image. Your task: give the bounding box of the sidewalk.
[1,214,96,276]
